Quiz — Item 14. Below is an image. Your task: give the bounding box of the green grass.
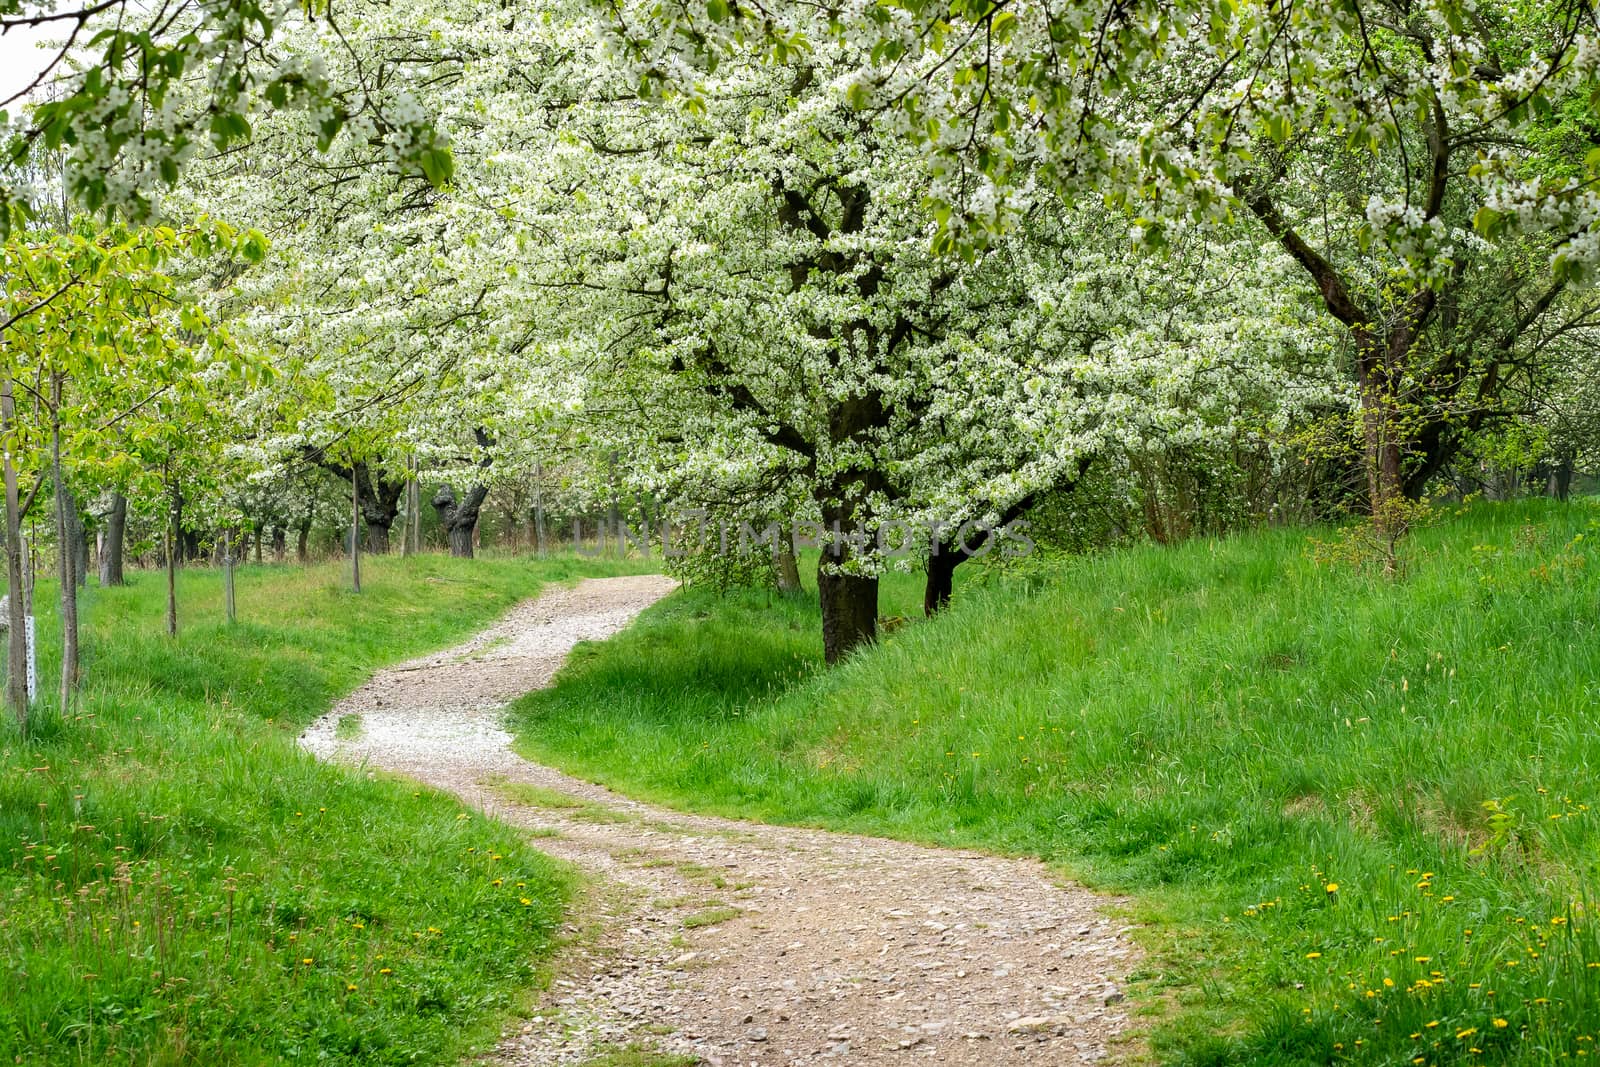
[578,1045,699,1067]
[679,905,740,929]
[510,501,1600,1066]
[0,551,652,1066]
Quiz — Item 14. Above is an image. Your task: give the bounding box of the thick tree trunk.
[818,567,878,665]
[296,517,311,563]
[272,526,287,562]
[2,380,27,725]
[304,448,405,553]
[924,547,959,616]
[433,484,490,559]
[448,522,475,558]
[100,492,127,586]
[814,476,880,663]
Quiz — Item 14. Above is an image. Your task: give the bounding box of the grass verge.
[1,552,650,1066]
[510,501,1600,1066]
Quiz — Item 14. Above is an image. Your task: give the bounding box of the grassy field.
[510,501,1600,1066]
[0,552,649,1066]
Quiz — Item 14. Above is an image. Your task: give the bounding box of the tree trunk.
[1357,351,1409,571]
[533,461,547,556]
[432,484,490,560]
[223,529,236,622]
[296,516,311,563]
[402,454,418,557]
[272,526,287,562]
[2,379,28,725]
[1552,452,1575,502]
[51,381,79,706]
[924,547,959,616]
[100,492,127,585]
[68,496,87,589]
[350,466,362,593]
[775,538,803,595]
[448,520,475,558]
[818,567,878,665]
[166,472,179,638]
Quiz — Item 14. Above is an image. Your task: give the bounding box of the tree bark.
[272,526,287,562]
[923,547,960,616]
[775,538,802,595]
[99,492,127,585]
[223,529,236,622]
[2,379,28,725]
[350,466,362,592]
[51,379,79,705]
[165,470,179,638]
[533,461,548,556]
[922,459,1088,616]
[431,429,495,559]
[304,448,405,553]
[1554,457,1575,501]
[433,484,490,559]
[67,494,87,589]
[818,567,878,665]
[814,459,883,663]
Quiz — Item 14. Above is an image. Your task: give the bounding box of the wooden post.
[402,453,414,557]
[223,528,236,622]
[1,377,26,725]
[534,461,547,556]
[405,453,421,556]
[165,475,178,638]
[351,466,362,593]
[607,451,621,559]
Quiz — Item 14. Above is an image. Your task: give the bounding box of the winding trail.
[300,576,1142,1066]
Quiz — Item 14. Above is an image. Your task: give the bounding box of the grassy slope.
[511,502,1600,1067]
[0,553,651,1066]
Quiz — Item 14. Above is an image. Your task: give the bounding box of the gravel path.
[301,576,1143,1066]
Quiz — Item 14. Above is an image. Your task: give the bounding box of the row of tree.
[0,0,1597,685]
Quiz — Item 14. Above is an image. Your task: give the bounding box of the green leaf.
[419,147,454,187]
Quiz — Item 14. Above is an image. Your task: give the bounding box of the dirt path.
[300,576,1142,1067]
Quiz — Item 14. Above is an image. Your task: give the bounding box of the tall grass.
[0,552,649,1066]
[511,501,1600,1066]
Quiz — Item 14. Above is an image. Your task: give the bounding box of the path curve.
[301,576,1142,1066]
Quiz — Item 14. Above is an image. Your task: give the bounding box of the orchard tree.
[607,0,1600,555]
[0,216,255,719]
